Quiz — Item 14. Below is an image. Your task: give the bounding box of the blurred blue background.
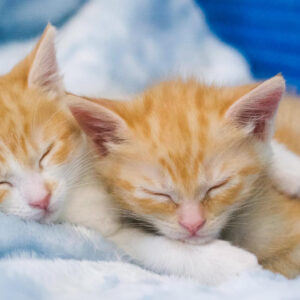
[0,0,298,94]
[0,0,87,42]
[196,0,300,92]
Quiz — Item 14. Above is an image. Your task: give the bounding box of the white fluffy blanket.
[0,0,251,98]
[1,213,299,300]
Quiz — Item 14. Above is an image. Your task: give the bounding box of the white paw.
[199,240,260,285]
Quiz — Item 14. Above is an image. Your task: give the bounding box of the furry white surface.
[0,0,251,99]
[0,213,300,300]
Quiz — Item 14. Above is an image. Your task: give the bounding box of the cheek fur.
[0,189,9,203]
[48,142,73,165]
[134,197,177,215]
[110,177,178,216]
[50,142,74,165]
[115,194,177,216]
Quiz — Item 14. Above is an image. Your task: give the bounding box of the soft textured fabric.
[0,213,300,300]
[0,0,251,98]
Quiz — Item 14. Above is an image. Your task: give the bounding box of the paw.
[225,244,259,272]
[214,240,259,269]
[202,240,260,285]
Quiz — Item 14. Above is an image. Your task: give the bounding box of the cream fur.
[270,141,300,197]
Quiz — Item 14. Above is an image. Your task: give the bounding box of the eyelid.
[142,188,174,201]
[39,143,54,168]
[207,177,230,194]
[0,181,12,187]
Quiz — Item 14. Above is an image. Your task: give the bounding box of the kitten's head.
[70,76,285,244]
[0,25,87,222]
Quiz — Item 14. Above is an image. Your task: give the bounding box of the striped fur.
[0,25,87,222]
[69,77,276,243]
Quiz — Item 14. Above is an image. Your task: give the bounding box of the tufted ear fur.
[226,75,285,141]
[8,24,63,97]
[67,95,127,156]
[27,24,63,96]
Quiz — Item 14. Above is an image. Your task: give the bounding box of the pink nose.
[29,192,51,210]
[179,219,206,235]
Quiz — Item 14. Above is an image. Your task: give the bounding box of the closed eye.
[0,181,12,187]
[206,178,230,195]
[142,188,174,202]
[39,143,54,168]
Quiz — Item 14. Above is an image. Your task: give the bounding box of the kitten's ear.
[67,95,127,156]
[27,24,63,96]
[8,24,63,96]
[225,75,285,141]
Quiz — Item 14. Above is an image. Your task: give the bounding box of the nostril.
[29,192,51,210]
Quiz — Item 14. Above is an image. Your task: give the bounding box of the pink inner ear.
[27,25,63,95]
[235,89,282,139]
[70,106,123,156]
[226,75,285,140]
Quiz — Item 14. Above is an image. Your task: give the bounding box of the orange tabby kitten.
[69,74,300,278]
[0,25,119,234]
[0,26,85,222]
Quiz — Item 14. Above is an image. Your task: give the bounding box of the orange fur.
[0,59,81,177]
[81,80,263,214]
[0,25,85,222]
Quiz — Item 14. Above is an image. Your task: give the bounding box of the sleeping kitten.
[0,25,120,235]
[68,73,300,278]
[0,26,85,222]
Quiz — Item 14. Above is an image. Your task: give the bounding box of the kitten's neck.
[58,142,121,236]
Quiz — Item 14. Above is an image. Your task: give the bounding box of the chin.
[41,209,61,223]
[29,208,60,223]
[181,235,215,245]
[162,229,218,245]
[40,215,54,224]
